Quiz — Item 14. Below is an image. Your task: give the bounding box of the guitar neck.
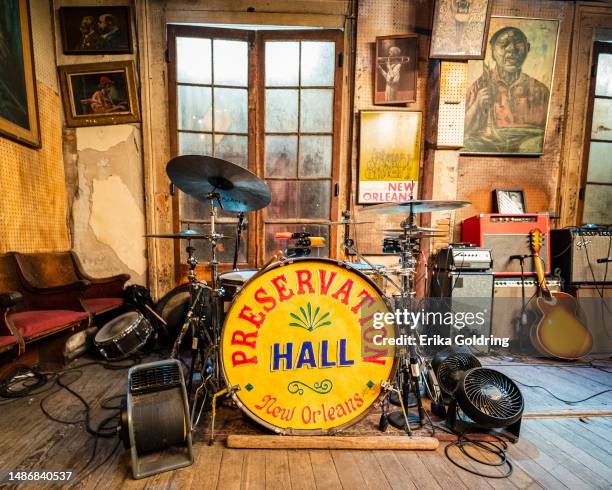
[533,252,551,298]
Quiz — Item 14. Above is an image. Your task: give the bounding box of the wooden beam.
[226,435,439,450]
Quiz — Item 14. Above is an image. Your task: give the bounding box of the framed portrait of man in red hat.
[58,61,140,127]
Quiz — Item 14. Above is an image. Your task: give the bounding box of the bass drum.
[221,258,396,434]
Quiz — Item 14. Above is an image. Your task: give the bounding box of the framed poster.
[0,0,40,147]
[493,189,527,213]
[463,17,559,155]
[59,6,132,54]
[358,111,422,204]
[430,0,491,60]
[374,34,418,105]
[58,61,140,127]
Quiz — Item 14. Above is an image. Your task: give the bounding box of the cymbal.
[383,226,440,233]
[362,199,471,215]
[145,230,233,240]
[384,233,443,239]
[166,155,271,212]
[324,220,375,225]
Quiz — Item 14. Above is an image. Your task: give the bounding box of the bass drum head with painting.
[221,258,396,434]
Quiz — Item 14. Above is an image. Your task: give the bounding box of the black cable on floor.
[512,379,612,404]
[444,432,513,479]
[0,364,48,398]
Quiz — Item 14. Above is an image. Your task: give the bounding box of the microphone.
[596,257,612,264]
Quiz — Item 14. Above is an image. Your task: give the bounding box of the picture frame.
[58,61,140,128]
[374,34,418,105]
[358,111,422,204]
[462,17,560,155]
[0,0,40,147]
[429,0,492,60]
[493,189,527,214]
[59,6,132,55]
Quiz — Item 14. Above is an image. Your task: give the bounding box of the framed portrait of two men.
[462,16,560,155]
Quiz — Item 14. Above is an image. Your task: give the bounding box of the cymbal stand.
[232,212,246,270]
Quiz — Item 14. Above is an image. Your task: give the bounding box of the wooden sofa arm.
[0,291,24,308]
[20,278,91,296]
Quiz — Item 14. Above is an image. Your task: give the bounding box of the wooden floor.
[0,356,610,489]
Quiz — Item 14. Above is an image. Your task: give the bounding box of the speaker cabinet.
[462,214,551,276]
[572,285,612,355]
[551,229,612,285]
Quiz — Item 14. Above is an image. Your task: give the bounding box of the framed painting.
[0,0,40,147]
[493,189,527,213]
[358,111,422,204]
[374,34,418,105]
[462,17,559,155]
[58,61,140,127]
[59,6,132,54]
[430,0,491,60]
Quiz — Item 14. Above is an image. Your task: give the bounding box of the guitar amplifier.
[551,228,612,285]
[462,214,550,276]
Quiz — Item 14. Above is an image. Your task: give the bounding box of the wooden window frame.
[579,41,612,225]
[167,26,344,279]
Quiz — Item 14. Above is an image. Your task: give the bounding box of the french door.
[168,26,343,279]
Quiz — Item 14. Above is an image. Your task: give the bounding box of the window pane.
[177,37,211,84]
[301,41,335,86]
[299,135,332,178]
[591,98,612,141]
[265,41,299,86]
[215,134,248,167]
[299,180,331,218]
[595,53,612,97]
[586,142,612,184]
[180,223,245,263]
[213,40,248,86]
[300,89,333,132]
[178,85,212,131]
[179,132,212,155]
[267,180,298,219]
[265,89,298,132]
[265,224,329,260]
[180,194,208,221]
[583,184,612,225]
[265,135,297,178]
[214,88,247,133]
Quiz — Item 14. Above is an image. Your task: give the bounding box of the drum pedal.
[209,385,241,445]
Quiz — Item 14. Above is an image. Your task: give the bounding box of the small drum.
[221,258,396,434]
[345,262,386,291]
[95,311,153,360]
[219,269,258,300]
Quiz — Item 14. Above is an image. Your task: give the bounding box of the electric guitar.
[528,229,593,359]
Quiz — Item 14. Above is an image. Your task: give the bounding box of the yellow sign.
[221,259,395,434]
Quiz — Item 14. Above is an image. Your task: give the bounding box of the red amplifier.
[461,214,551,276]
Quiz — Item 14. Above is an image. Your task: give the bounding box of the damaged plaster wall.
[68,125,147,284]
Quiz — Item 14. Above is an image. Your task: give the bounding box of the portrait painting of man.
[59,6,132,54]
[463,17,559,154]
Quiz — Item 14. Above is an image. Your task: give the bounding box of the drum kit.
[134,154,469,439]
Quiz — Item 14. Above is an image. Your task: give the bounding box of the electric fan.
[447,367,524,441]
[434,351,481,396]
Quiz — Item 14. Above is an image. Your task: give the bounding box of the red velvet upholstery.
[82,297,124,314]
[10,310,89,339]
[0,335,16,349]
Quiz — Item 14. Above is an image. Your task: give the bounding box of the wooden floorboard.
[0,357,611,489]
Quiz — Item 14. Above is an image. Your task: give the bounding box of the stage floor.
[0,354,610,488]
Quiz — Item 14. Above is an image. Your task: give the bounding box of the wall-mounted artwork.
[58,61,140,127]
[59,6,132,55]
[430,0,491,60]
[0,0,40,147]
[358,111,421,204]
[462,17,559,155]
[374,34,418,105]
[493,189,527,213]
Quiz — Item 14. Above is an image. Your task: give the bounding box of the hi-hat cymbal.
[384,233,444,239]
[324,220,375,225]
[166,155,271,212]
[383,226,441,233]
[145,230,232,240]
[362,199,471,215]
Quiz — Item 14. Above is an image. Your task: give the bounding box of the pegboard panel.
[352,0,433,255]
[454,0,575,238]
[437,61,466,148]
[0,81,70,253]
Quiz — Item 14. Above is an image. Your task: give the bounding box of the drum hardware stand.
[208,385,240,445]
[232,212,246,270]
[381,380,411,435]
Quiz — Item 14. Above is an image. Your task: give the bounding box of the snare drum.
[345,262,386,291]
[221,258,396,434]
[219,269,258,299]
[95,311,153,360]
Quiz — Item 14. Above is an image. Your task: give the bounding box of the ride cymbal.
[166,155,271,212]
[145,230,233,240]
[362,199,471,215]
